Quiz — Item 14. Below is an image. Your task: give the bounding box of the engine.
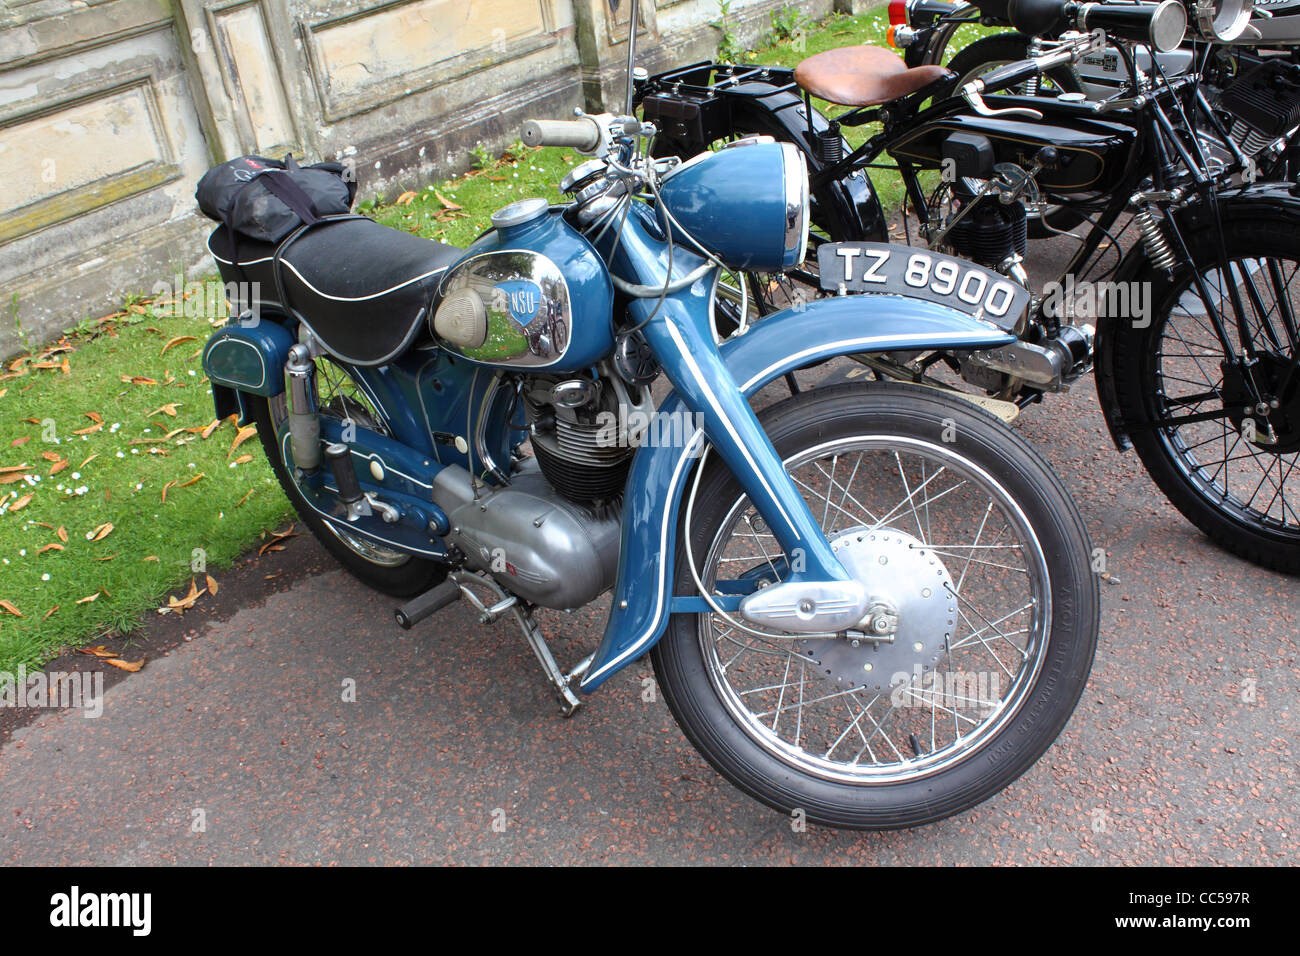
[521,366,654,507]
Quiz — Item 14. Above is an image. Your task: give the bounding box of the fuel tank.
[891,107,1138,197]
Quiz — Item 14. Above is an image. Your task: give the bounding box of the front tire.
[1112,215,1300,573]
[652,382,1098,829]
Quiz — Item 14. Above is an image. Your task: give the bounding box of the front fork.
[615,224,870,634]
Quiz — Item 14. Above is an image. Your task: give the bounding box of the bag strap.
[255,169,322,226]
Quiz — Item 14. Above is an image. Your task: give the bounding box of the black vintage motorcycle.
[891,0,1300,183]
[639,0,1300,574]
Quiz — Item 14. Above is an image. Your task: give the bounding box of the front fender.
[579,294,1016,691]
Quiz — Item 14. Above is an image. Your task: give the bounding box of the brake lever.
[961,86,1043,121]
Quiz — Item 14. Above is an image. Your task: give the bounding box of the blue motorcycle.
[200,109,1098,829]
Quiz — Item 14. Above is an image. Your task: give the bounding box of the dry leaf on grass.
[75,592,100,604]
[37,542,62,554]
[160,335,198,356]
[0,600,22,617]
[229,425,258,458]
[87,522,114,541]
[56,525,68,542]
[10,493,33,511]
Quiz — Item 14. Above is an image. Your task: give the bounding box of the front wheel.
[1112,215,1300,573]
[652,382,1099,829]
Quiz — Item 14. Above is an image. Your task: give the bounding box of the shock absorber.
[285,344,321,472]
[1133,207,1177,271]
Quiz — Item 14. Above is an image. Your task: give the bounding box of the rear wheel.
[249,357,448,597]
[652,382,1098,829]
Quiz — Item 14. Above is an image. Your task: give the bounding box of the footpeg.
[394,579,461,629]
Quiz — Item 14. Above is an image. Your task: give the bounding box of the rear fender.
[579,294,1016,691]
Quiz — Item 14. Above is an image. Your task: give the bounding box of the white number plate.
[816,242,1029,330]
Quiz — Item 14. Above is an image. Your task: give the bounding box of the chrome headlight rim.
[780,142,811,271]
[1190,0,1255,43]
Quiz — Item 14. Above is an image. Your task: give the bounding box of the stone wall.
[0,0,838,356]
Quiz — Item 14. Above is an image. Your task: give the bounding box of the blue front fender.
[579,293,1017,692]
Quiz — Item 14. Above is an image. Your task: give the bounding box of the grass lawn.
[1,2,988,674]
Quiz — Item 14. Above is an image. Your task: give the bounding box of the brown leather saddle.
[794,46,953,107]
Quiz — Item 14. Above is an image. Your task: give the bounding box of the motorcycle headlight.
[1187,0,1254,42]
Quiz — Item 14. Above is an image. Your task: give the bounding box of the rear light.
[886,25,899,48]
[888,0,908,26]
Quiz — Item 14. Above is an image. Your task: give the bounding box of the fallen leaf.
[121,375,158,386]
[75,592,100,604]
[160,479,177,503]
[142,555,159,562]
[71,423,103,435]
[201,418,222,439]
[40,451,60,463]
[10,493,33,511]
[235,488,254,508]
[0,473,32,485]
[88,522,114,541]
[56,526,68,542]
[10,437,28,448]
[93,553,117,562]
[229,425,258,458]
[1,600,24,617]
[206,574,219,596]
[77,645,117,658]
[49,458,68,476]
[395,190,418,206]
[233,454,253,465]
[0,463,31,473]
[106,657,145,672]
[37,543,62,555]
[146,403,182,418]
[160,335,198,356]
[41,606,58,621]
[85,412,103,424]
[78,455,97,469]
[435,190,463,211]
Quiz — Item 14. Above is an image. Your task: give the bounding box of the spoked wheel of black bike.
[1113,221,1300,574]
[248,365,448,597]
[652,382,1099,829]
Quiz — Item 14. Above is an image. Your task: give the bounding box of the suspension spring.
[816,128,843,165]
[1134,208,1177,271]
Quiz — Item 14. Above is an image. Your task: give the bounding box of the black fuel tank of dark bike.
[891,110,1138,195]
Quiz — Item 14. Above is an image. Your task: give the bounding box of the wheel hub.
[1222,353,1300,454]
[796,528,956,693]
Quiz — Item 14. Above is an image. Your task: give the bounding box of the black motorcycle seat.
[207,217,463,366]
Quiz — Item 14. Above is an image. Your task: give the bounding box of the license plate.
[816,242,1029,330]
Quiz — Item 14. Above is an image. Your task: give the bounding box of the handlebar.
[1007,0,1188,53]
[521,118,603,151]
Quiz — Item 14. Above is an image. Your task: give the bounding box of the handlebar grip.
[1007,0,1073,36]
[520,118,602,151]
[975,59,1041,94]
[1076,1,1188,53]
